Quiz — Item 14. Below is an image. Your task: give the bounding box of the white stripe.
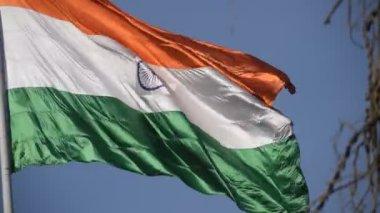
[1,7,292,149]
[2,7,178,113]
[153,66,293,148]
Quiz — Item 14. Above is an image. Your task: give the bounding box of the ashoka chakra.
[137,61,164,91]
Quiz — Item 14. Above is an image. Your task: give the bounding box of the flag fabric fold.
[0,0,309,212]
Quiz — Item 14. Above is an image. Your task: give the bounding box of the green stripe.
[8,87,309,212]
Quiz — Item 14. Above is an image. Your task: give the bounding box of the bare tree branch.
[314,0,380,212]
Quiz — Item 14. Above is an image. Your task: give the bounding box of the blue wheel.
[137,61,164,91]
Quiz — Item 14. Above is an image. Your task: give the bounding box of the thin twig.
[324,0,345,24]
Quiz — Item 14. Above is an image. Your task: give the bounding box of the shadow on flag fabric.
[0,0,309,212]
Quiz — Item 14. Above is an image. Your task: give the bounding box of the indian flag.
[0,0,309,212]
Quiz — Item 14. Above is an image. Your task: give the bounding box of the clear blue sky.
[4,0,367,212]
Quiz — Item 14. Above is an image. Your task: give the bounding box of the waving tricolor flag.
[0,0,309,212]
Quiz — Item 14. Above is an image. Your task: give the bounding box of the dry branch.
[313,0,380,212]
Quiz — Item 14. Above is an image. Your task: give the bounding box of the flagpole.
[0,11,14,213]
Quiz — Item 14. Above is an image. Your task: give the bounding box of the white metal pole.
[0,11,13,213]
